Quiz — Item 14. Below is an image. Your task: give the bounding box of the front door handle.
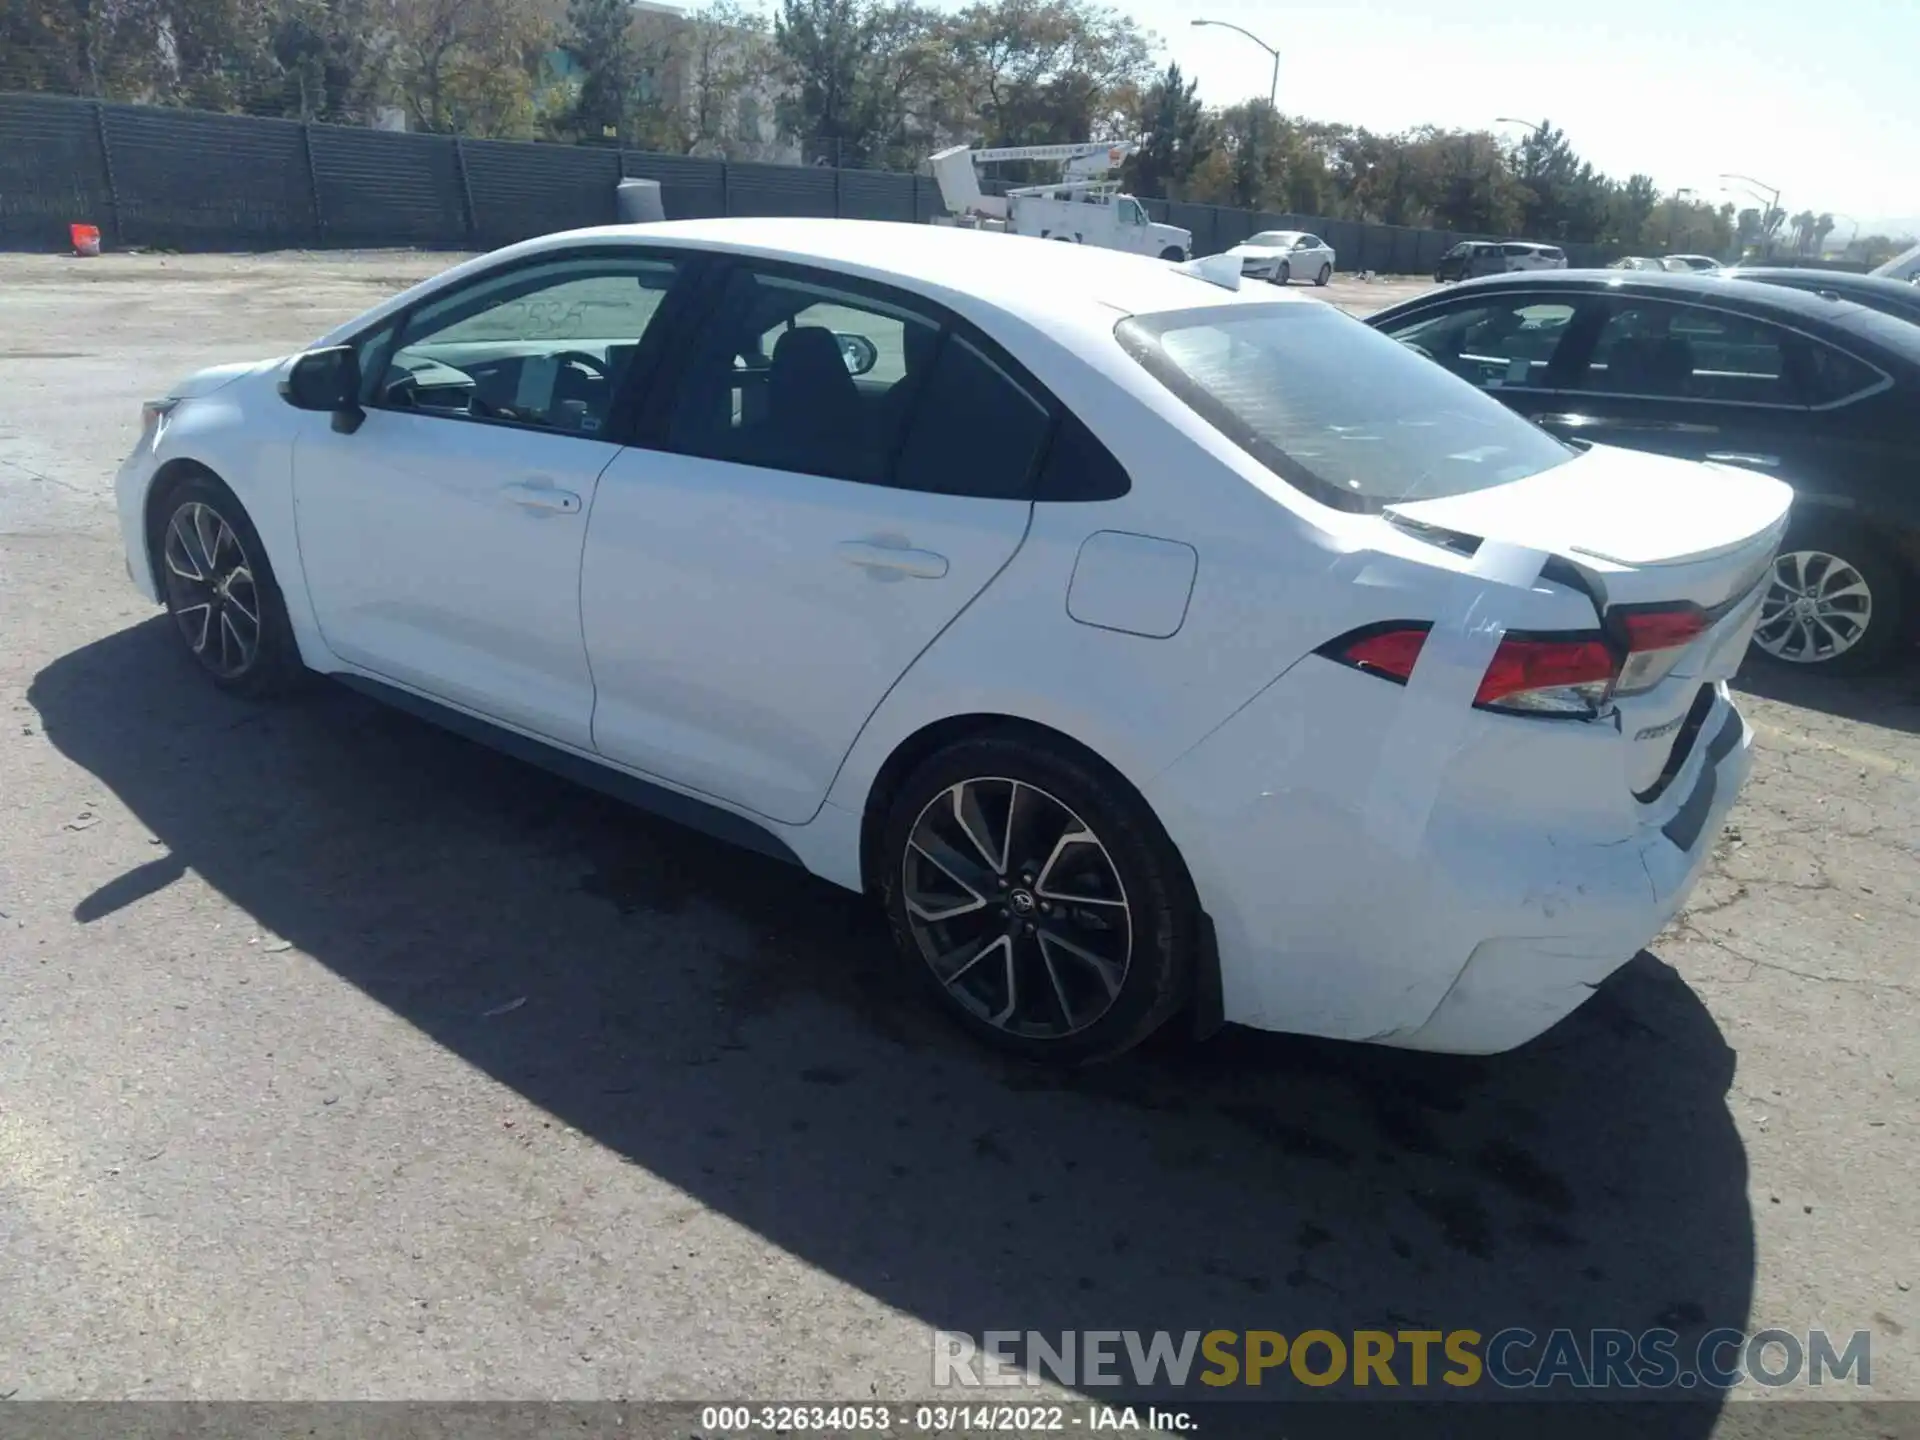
[1705,451,1781,469]
[501,480,582,514]
[837,540,949,580]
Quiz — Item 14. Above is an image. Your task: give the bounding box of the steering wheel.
[550,350,611,380]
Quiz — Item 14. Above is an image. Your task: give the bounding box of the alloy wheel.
[1753,550,1872,664]
[162,500,261,679]
[900,777,1132,1040]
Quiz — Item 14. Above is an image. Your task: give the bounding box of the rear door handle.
[501,480,582,514]
[1705,451,1780,469]
[837,540,949,580]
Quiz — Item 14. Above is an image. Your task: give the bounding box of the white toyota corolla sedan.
[117,218,1787,1062]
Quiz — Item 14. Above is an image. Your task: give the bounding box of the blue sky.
[1154,0,1917,230]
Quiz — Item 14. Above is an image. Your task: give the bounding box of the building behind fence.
[0,92,1611,270]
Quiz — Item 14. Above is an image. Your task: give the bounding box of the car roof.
[1371,267,1920,360]
[1723,266,1920,298]
[525,218,1279,328]
[1425,266,1878,321]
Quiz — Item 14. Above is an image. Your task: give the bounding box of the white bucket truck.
[927,142,1192,261]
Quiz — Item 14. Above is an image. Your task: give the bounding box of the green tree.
[944,0,1150,149]
[1113,64,1198,198]
[773,0,869,161]
[678,1,777,157]
[264,0,391,121]
[393,0,549,135]
[562,0,642,143]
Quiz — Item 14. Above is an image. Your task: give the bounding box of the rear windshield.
[1115,303,1576,514]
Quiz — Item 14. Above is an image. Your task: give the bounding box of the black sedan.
[1366,270,1920,673]
[1718,267,1920,326]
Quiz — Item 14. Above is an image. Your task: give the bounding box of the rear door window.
[891,335,1052,500]
[1579,300,1815,404]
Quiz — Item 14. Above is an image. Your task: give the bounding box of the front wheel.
[1273,261,1291,285]
[1750,520,1906,674]
[152,471,305,697]
[879,733,1198,1064]
[1315,263,1332,286]
[1158,246,1186,261]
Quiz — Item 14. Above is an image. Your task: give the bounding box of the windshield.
[1248,232,1297,247]
[1115,303,1576,514]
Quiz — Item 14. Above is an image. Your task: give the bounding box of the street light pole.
[1719,172,1781,254]
[1190,19,1280,109]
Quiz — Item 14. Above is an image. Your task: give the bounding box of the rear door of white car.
[579,257,1052,825]
[292,249,690,752]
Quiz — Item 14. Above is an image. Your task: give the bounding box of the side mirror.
[279,346,363,431]
[835,332,879,377]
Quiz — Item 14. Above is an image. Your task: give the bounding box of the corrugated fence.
[0,92,1609,268]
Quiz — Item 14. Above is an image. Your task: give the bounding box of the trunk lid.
[1386,443,1790,798]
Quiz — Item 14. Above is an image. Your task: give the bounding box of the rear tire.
[149,469,306,698]
[1750,517,1907,675]
[1315,263,1332,286]
[878,732,1197,1064]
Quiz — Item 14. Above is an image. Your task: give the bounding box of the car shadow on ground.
[1734,648,1920,735]
[33,620,1754,1434]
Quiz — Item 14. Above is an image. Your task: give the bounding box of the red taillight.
[1614,604,1710,696]
[1327,625,1429,683]
[1618,607,1709,652]
[1474,636,1618,713]
[1325,604,1711,717]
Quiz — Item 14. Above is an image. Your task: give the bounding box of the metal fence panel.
[726,161,836,218]
[911,175,943,224]
[1414,230,1448,273]
[0,93,113,250]
[102,104,315,249]
[309,125,466,247]
[1322,219,1362,266]
[462,139,619,248]
[1,92,1591,270]
[620,151,725,220]
[1165,202,1214,254]
[1212,207,1255,249]
[839,168,916,223]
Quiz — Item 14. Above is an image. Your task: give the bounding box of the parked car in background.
[1435,240,1567,281]
[1720,267,1920,326]
[1662,254,1723,273]
[1501,242,1569,271]
[1610,256,1668,271]
[118,218,1784,1061]
[1435,241,1508,282]
[1367,269,1920,673]
[1226,230,1336,286]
